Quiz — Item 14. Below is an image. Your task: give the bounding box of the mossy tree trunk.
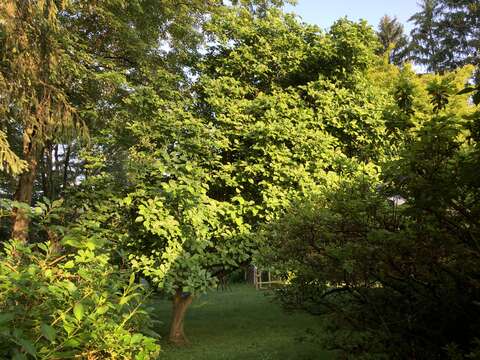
[169,289,193,346]
[11,127,41,242]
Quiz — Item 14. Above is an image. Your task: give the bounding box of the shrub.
[0,239,160,359]
[261,115,480,358]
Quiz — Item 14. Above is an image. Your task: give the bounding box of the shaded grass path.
[152,284,333,360]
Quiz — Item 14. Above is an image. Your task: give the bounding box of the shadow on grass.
[150,284,334,360]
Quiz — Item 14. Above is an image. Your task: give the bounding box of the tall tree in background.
[409,0,444,72]
[110,5,389,345]
[45,0,229,200]
[260,66,478,358]
[0,1,84,241]
[409,0,480,73]
[437,0,480,74]
[0,0,230,241]
[56,0,295,345]
[377,15,410,65]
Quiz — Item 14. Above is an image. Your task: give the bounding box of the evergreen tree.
[377,15,410,65]
[0,0,227,241]
[409,0,480,72]
[0,1,85,241]
[409,0,444,72]
[438,0,480,92]
[437,0,480,69]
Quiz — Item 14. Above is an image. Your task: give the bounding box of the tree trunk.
[51,144,57,199]
[41,143,53,199]
[62,144,71,194]
[11,128,40,242]
[169,290,193,346]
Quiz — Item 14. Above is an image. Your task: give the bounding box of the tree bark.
[62,144,71,194]
[11,127,40,242]
[41,142,53,199]
[51,143,57,199]
[169,290,193,346]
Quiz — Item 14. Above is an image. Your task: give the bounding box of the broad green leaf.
[96,305,110,315]
[62,280,77,294]
[41,323,56,342]
[18,338,36,356]
[63,260,75,269]
[62,320,75,336]
[12,352,28,360]
[73,303,84,321]
[63,338,81,348]
[130,333,143,344]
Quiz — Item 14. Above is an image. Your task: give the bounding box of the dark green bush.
[261,115,480,359]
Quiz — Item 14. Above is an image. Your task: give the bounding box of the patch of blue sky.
[284,0,420,33]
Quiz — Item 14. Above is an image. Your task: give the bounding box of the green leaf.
[12,351,27,360]
[130,333,143,344]
[18,338,36,356]
[457,86,475,95]
[41,323,56,342]
[96,305,110,315]
[73,303,84,321]
[63,338,81,348]
[62,280,77,294]
[61,235,81,248]
[0,313,14,324]
[63,260,75,269]
[37,243,48,252]
[52,198,64,208]
[119,294,134,305]
[62,320,75,336]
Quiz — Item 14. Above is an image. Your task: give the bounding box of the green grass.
[151,284,333,360]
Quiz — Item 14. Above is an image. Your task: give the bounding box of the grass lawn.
[151,284,334,360]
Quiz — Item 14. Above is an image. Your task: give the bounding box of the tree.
[83,5,395,345]
[122,87,252,345]
[409,0,480,73]
[0,0,229,241]
[53,0,297,346]
[0,1,86,241]
[260,67,479,358]
[377,15,410,66]
[409,0,444,72]
[436,0,480,70]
